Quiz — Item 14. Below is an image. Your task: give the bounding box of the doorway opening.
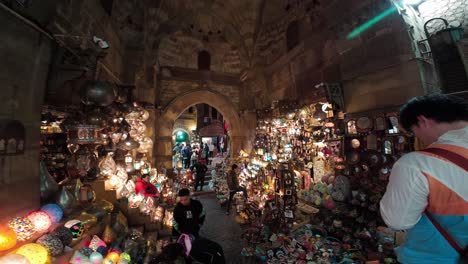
[172,103,228,170]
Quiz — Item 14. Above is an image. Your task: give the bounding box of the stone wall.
[49,0,127,82]
[159,80,240,111]
[158,32,243,74]
[392,0,468,94]
[252,0,427,112]
[0,6,53,222]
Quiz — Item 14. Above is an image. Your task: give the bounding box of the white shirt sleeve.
[380,157,429,230]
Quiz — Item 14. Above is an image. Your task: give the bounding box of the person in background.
[182,144,192,169]
[190,151,198,167]
[190,161,208,191]
[220,141,224,154]
[380,93,468,264]
[226,164,248,215]
[173,143,181,168]
[135,174,158,198]
[208,142,214,165]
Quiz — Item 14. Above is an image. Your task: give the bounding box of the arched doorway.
[154,89,243,168]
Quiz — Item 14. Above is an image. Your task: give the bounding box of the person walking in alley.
[190,160,208,192]
[172,189,225,264]
[226,164,248,214]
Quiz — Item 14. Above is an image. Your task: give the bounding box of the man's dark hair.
[141,174,150,179]
[178,188,190,197]
[231,164,238,170]
[400,93,468,132]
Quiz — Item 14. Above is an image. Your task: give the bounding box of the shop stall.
[230,100,413,263]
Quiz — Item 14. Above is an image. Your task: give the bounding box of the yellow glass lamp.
[15,243,51,264]
[0,226,17,251]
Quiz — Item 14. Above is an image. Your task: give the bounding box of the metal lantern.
[56,186,75,210]
[39,161,59,201]
[81,81,116,107]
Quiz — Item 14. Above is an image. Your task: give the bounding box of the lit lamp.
[0,226,17,251]
[8,217,35,241]
[15,243,51,264]
[133,161,141,171]
[141,162,151,175]
[27,211,52,233]
[125,154,133,164]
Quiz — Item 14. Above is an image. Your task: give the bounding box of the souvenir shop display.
[0,78,181,260]
[233,101,411,263]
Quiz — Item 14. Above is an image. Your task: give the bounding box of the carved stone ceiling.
[112,0,264,58]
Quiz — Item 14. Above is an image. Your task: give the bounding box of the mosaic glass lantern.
[51,226,73,246]
[8,217,35,241]
[64,220,84,239]
[89,252,104,263]
[40,204,63,224]
[36,234,64,256]
[27,211,52,233]
[0,226,17,251]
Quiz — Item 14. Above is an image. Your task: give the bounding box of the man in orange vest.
[380,93,468,264]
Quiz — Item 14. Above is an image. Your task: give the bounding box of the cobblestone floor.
[196,193,260,264]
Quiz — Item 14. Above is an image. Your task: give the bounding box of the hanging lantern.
[118,138,139,151]
[116,184,130,199]
[141,163,151,174]
[99,153,117,177]
[137,137,153,153]
[124,154,133,163]
[133,161,141,170]
[36,234,64,257]
[140,110,149,121]
[15,243,51,264]
[27,211,52,233]
[64,220,84,239]
[40,204,63,224]
[110,132,122,144]
[0,254,30,264]
[0,226,17,251]
[81,81,116,107]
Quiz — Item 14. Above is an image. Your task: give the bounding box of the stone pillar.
[153,136,173,169]
[239,110,257,153]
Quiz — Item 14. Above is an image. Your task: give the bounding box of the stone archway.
[153,89,244,168]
